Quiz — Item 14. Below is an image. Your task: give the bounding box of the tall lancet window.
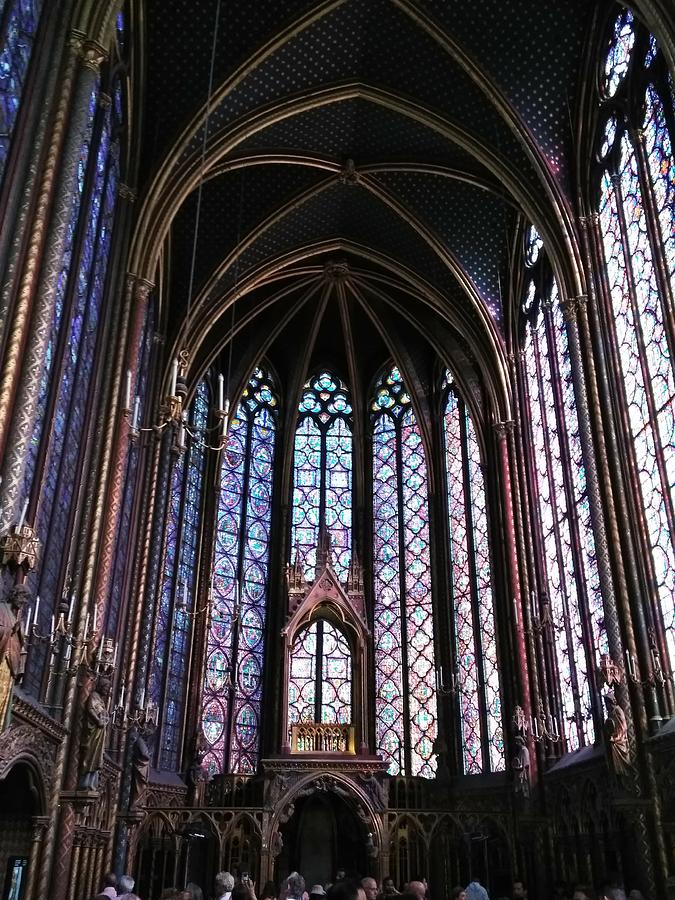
[372,366,436,777]
[151,380,209,771]
[520,227,607,750]
[291,372,352,582]
[202,368,278,776]
[22,61,127,698]
[443,375,504,773]
[0,0,44,184]
[597,9,675,670]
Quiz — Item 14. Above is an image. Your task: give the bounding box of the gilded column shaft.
[561,295,637,747]
[93,276,153,620]
[494,423,534,741]
[113,427,173,873]
[0,42,105,533]
[0,7,77,360]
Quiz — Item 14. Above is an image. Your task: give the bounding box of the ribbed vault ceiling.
[136,0,606,412]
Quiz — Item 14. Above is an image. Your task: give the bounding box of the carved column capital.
[560,294,588,324]
[80,40,107,72]
[493,420,515,439]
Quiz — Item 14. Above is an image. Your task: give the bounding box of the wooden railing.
[290,722,356,754]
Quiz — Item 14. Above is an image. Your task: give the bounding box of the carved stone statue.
[130,727,152,811]
[510,705,530,798]
[187,734,209,805]
[0,585,28,731]
[604,690,631,777]
[78,675,111,790]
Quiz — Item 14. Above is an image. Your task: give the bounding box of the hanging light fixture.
[123,0,233,452]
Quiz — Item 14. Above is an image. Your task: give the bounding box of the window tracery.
[597,9,675,670]
[0,0,44,184]
[443,376,504,773]
[23,66,125,697]
[152,379,209,771]
[372,366,436,777]
[288,619,352,726]
[520,231,607,749]
[291,372,352,582]
[202,367,278,776]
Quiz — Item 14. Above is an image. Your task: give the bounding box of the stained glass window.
[202,367,278,776]
[288,619,352,726]
[152,380,209,771]
[291,372,352,582]
[597,12,675,671]
[23,78,122,698]
[443,379,504,773]
[0,0,44,184]
[372,366,436,777]
[520,230,607,749]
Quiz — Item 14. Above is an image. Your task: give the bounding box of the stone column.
[560,295,636,746]
[0,38,108,531]
[493,422,533,750]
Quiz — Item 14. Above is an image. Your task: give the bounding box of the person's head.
[260,882,277,900]
[327,881,364,900]
[216,873,235,897]
[382,878,397,895]
[600,891,627,900]
[103,874,117,890]
[186,884,203,900]
[451,889,466,900]
[232,884,252,900]
[310,886,327,900]
[512,879,527,898]
[572,888,592,900]
[408,883,425,900]
[361,879,377,900]
[285,873,305,900]
[118,877,135,895]
[159,891,181,900]
[628,892,645,900]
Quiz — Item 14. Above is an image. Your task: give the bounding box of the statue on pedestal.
[79,675,111,790]
[130,726,152,811]
[603,689,631,777]
[0,585,28,731]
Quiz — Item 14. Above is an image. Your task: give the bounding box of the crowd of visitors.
[93,869,648,900]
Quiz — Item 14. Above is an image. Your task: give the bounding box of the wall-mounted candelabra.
[530,699,561,743]
[436,665,460,697]
[624,635,672,688]
[111,683,158,730]
[24,592,103,672]
[121,350,232,451]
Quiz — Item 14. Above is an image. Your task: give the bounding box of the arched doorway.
[275,791,369,885]
[0,763,41,900]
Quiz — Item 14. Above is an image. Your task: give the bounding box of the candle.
[24,605,32,634]
[183,581,188,608]
[139,687,145,708]
[132,395,140,431]
[625,648,633,678]
[64,640,72,662]
[34,595,40,624]
[218,373,224,411]
[170,358,178,396]
[50,614,55,638]
[92,604,97,633]
[178,419,185,449]
[124,369,131,411]
[112,642,118,669]
[83,612,89,640]
[17,498,28,529]
[119,681,125,709]
[68,593,75,623]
